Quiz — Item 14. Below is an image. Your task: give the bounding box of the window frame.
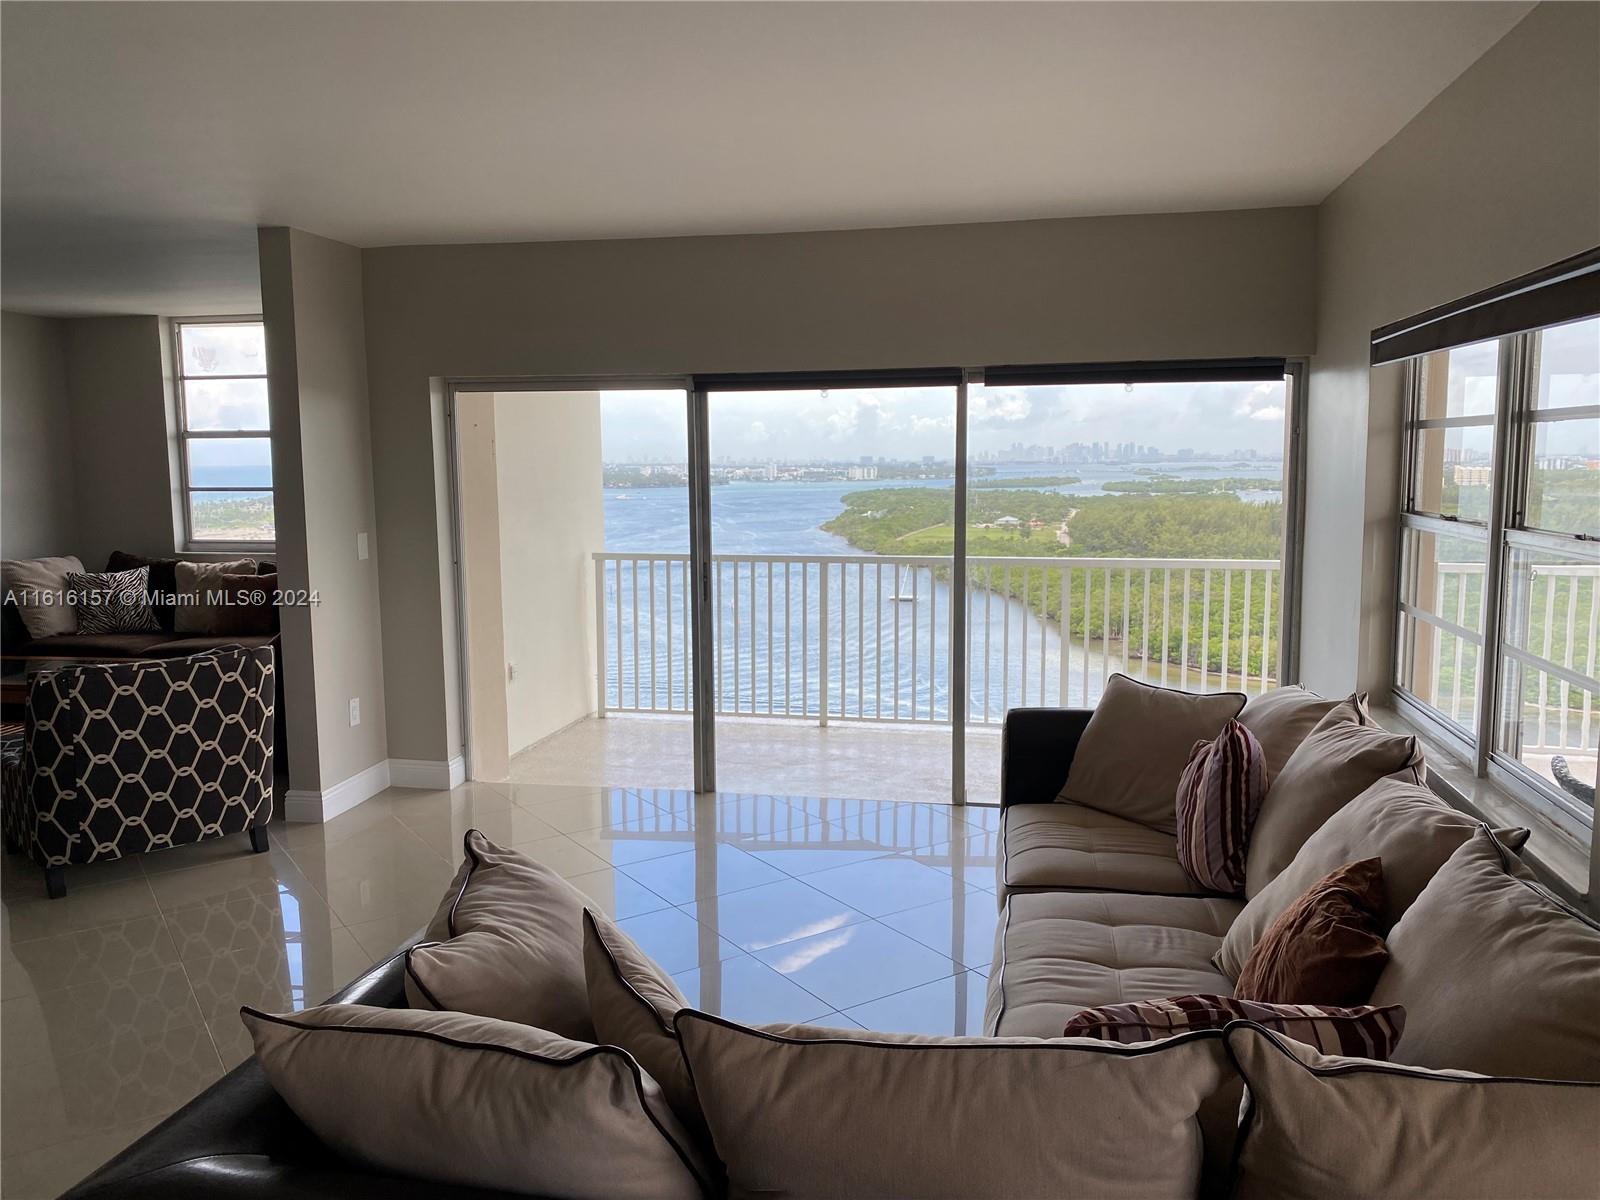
[171,315,275,551]
[1394,319,1599,839]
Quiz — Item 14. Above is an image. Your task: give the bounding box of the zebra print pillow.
[65,567,161,634]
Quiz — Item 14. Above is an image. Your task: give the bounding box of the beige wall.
[260,227,388,804]
[363,205,1318,761]
[493,391,603,755]
[1,312,78,560]
[1302,1,1600,697]
[62,315,182,569]
[454,392,510,781]
[453,391,604,775]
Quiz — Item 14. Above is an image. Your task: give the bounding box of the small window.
[174,319,274,546]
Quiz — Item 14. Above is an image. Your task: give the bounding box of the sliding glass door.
[700,379,958,807]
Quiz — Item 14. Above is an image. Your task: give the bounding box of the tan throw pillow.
[173,558,258,633]
[1370,826,1600,1080]
[1225,1023,1600,1200]
[405,829,595,1041]
[1215,778,1528,979]
[1236,686,1345,781]
[1233,858,1389,1005]
[1,555,85,638]
[241,1004,710,1200]
[677,1010,1234,1200]
[581,908,704,1139]
[1058,673,1246,834]
[1242,718,1423,897]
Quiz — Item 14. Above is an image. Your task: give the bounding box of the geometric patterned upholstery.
[6,646,274,869]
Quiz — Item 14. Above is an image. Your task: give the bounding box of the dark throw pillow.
[1234,858,1388,1005]
[105,551,180,631]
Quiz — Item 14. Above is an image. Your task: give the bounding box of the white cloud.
[1248,405,1284,422]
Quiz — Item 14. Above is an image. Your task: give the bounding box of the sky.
[600,380,1292,463]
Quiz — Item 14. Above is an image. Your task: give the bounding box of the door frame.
[443,360,1305,804]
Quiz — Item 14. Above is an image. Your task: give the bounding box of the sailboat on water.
[890,566,916,602]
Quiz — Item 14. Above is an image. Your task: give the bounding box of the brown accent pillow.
[173,558,259,633]
[1058,673,1246,834]
[1234,858,1388,1005]
[207,572,277,636]
[1063,994,1406,1060]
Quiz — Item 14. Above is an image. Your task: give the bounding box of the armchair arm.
[1000,707,1094,808]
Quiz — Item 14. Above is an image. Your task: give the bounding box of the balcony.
[510,551,1286,805]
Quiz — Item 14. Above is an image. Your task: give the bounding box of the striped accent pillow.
[1063,995,1406,1060]
[1175,719,1267,893]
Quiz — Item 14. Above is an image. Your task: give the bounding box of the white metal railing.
[594,552,1283,724]
[1408,562,1598,755]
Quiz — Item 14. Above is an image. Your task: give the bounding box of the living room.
[1,3,1596,1198]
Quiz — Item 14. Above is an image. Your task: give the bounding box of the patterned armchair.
[1,645,275,897]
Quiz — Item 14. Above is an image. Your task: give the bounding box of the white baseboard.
[284,759,393,823]
[388,755,467,790]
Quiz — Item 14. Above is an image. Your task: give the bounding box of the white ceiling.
[2,1,1532,316]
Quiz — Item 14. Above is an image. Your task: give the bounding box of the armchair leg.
[249,826,270,854]
[45,866,66,900]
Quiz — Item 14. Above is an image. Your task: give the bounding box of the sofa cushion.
[678,1010,1234,1200]
[1236,685,1346,780]
[146,633,279,655]
[15,632,173,658]
[985,890,1240,1038]
[405,829,595,1041]
[1214,778,1527,979]
[1370,826,1600,1080]
[581,908,703,1141]
[241,1003,710,1200]
[1057,673,1246,834]
[1225,1023,1600,1200]
[1,555,83,638]
[998,802,1212,901]
[1242,715,1423,898]
[1233,858,1389,1005]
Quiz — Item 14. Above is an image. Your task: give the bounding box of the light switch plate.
[357,532,369,561]
[349,698,361,727]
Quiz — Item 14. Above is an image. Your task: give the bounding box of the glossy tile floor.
[1,781,1000,1198]
[510,714,1005,806]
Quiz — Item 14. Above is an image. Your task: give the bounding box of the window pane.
[189,491,275,543]
[187,437,272,488]
[1496,658,1596,814]
[1398,613,1481,733]
[1533,316,1599,412]
[1399,526,1487,632]
[1525,417,1600,536]
[180,322,266,377]
[1419,339,1499,420]
[183,378,270,431]
[1411,423,1494,520]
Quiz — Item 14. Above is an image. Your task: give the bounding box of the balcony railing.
[594,552,1282,724]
